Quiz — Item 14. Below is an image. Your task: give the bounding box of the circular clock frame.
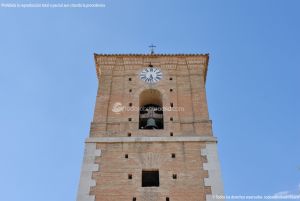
[139,67,163,84]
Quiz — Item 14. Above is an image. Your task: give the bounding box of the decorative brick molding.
[94,54,209,78]
[76,143,101,201]
[201,143,224,201]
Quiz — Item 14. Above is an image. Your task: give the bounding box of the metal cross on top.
[149,44,156,54]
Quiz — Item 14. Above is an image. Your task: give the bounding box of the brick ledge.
[85,136,217,143]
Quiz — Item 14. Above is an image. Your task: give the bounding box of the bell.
[145,118,158,129]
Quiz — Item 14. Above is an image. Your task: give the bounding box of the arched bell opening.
[139,89,164,130]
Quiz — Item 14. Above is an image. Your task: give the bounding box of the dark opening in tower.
[139,89,163,129]
[142,170,159,187]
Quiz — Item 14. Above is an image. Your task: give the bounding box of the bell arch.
[139,89,164,129]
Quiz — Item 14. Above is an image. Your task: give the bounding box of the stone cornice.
[91,119,212,125]
[85,136,217,143]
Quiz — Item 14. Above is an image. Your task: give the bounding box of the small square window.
[166,198,170,201]
[128,174,132,179]
[128,132,132,137]
[170,103,173,107]
[170,132,173,136]
[133,197,136,201]
[170,117,173,121]
[129,89,132,92]
[142,170,159,187]
[169,77,173,80]
[172,174,177,179]
[125,154,128,158]
[129,78,132,81]
[129,103,133,107]
[170,89,173,92]
[171,153,176,158]
[128,118,132,121]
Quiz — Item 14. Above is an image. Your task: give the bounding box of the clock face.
[139,67,163,84]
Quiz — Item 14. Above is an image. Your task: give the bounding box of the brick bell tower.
[76,52,224,201]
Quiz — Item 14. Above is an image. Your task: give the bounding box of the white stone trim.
[76,143,101,201]
[201,143,224,201]
[86,136,217,143]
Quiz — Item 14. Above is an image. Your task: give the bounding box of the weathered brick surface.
[78,54,220,201]
[91,142,208,201]
[91,54,212,138]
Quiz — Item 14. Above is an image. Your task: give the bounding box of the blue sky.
[0,0,299,201]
